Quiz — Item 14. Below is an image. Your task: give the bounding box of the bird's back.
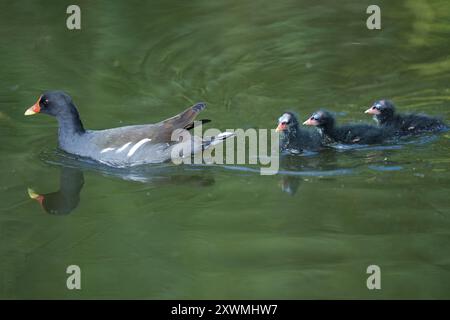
[395,113,447,133]
[335,123,387,144]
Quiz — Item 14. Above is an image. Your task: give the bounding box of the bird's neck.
[317,121,337,143]
[319,120,334,136]
[376,113,394,125]
[281,124,300,148]
[56,103,85,145]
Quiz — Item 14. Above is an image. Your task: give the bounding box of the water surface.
[0,0,449,299]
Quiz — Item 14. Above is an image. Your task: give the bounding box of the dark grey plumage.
[366,100,447,135]
[276,112,323,153]
[25,91,233,167]
[304,110,393,145]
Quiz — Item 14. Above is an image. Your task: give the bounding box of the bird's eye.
[281,121,287,125]
[41,98,48,106]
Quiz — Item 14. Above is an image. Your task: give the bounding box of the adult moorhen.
[25,91,234,167]
[365,99,447,135]
[275,112,323,153]
[303,110,391,145]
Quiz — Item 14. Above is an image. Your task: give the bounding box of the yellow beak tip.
[24,109,36,116]
[27,188,40,199]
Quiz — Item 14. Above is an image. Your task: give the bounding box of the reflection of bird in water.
[27,163,215,215]
[28,167,84,215]
[279,176,300,196]
[278,151,338,196]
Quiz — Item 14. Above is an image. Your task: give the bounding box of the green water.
[1,0,450,299]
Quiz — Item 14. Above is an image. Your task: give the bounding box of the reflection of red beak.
[28,188,45,206]
[24,96,41,116]
[275,123,287,132]
[365,107,380,115]
[303,118,319,126]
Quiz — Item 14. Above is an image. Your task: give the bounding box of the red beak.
[365,106,381,115]
[275,123,287,132]
[28,188,45,206]
[24,96,42,116]
[303,118,319,126]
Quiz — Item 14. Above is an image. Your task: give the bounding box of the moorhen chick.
[365,99,447,135]
[303,110,391,145]
[275,112,323,153]
[25,91,234,167]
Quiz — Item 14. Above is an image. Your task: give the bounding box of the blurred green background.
[0,0,449,299]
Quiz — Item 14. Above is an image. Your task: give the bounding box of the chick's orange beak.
[24,97,41,116]
[275,123,287,132]
[303,118,319,126]
[365,106,381,115]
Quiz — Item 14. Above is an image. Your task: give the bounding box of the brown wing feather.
[154,102,207,142]
[92,102,207,148]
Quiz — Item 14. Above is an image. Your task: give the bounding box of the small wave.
[214,164,353,177]
[368,165,403,172]
[332,143,402,151]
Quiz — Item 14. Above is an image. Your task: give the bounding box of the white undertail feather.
[217,132,235,140]
[205,131,236,149]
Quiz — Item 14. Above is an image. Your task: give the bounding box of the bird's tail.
[202,131,236,150]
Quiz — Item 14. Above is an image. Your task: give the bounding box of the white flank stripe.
[116,142,132,153]
[127,138,152,157]
[100,147,115,153]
